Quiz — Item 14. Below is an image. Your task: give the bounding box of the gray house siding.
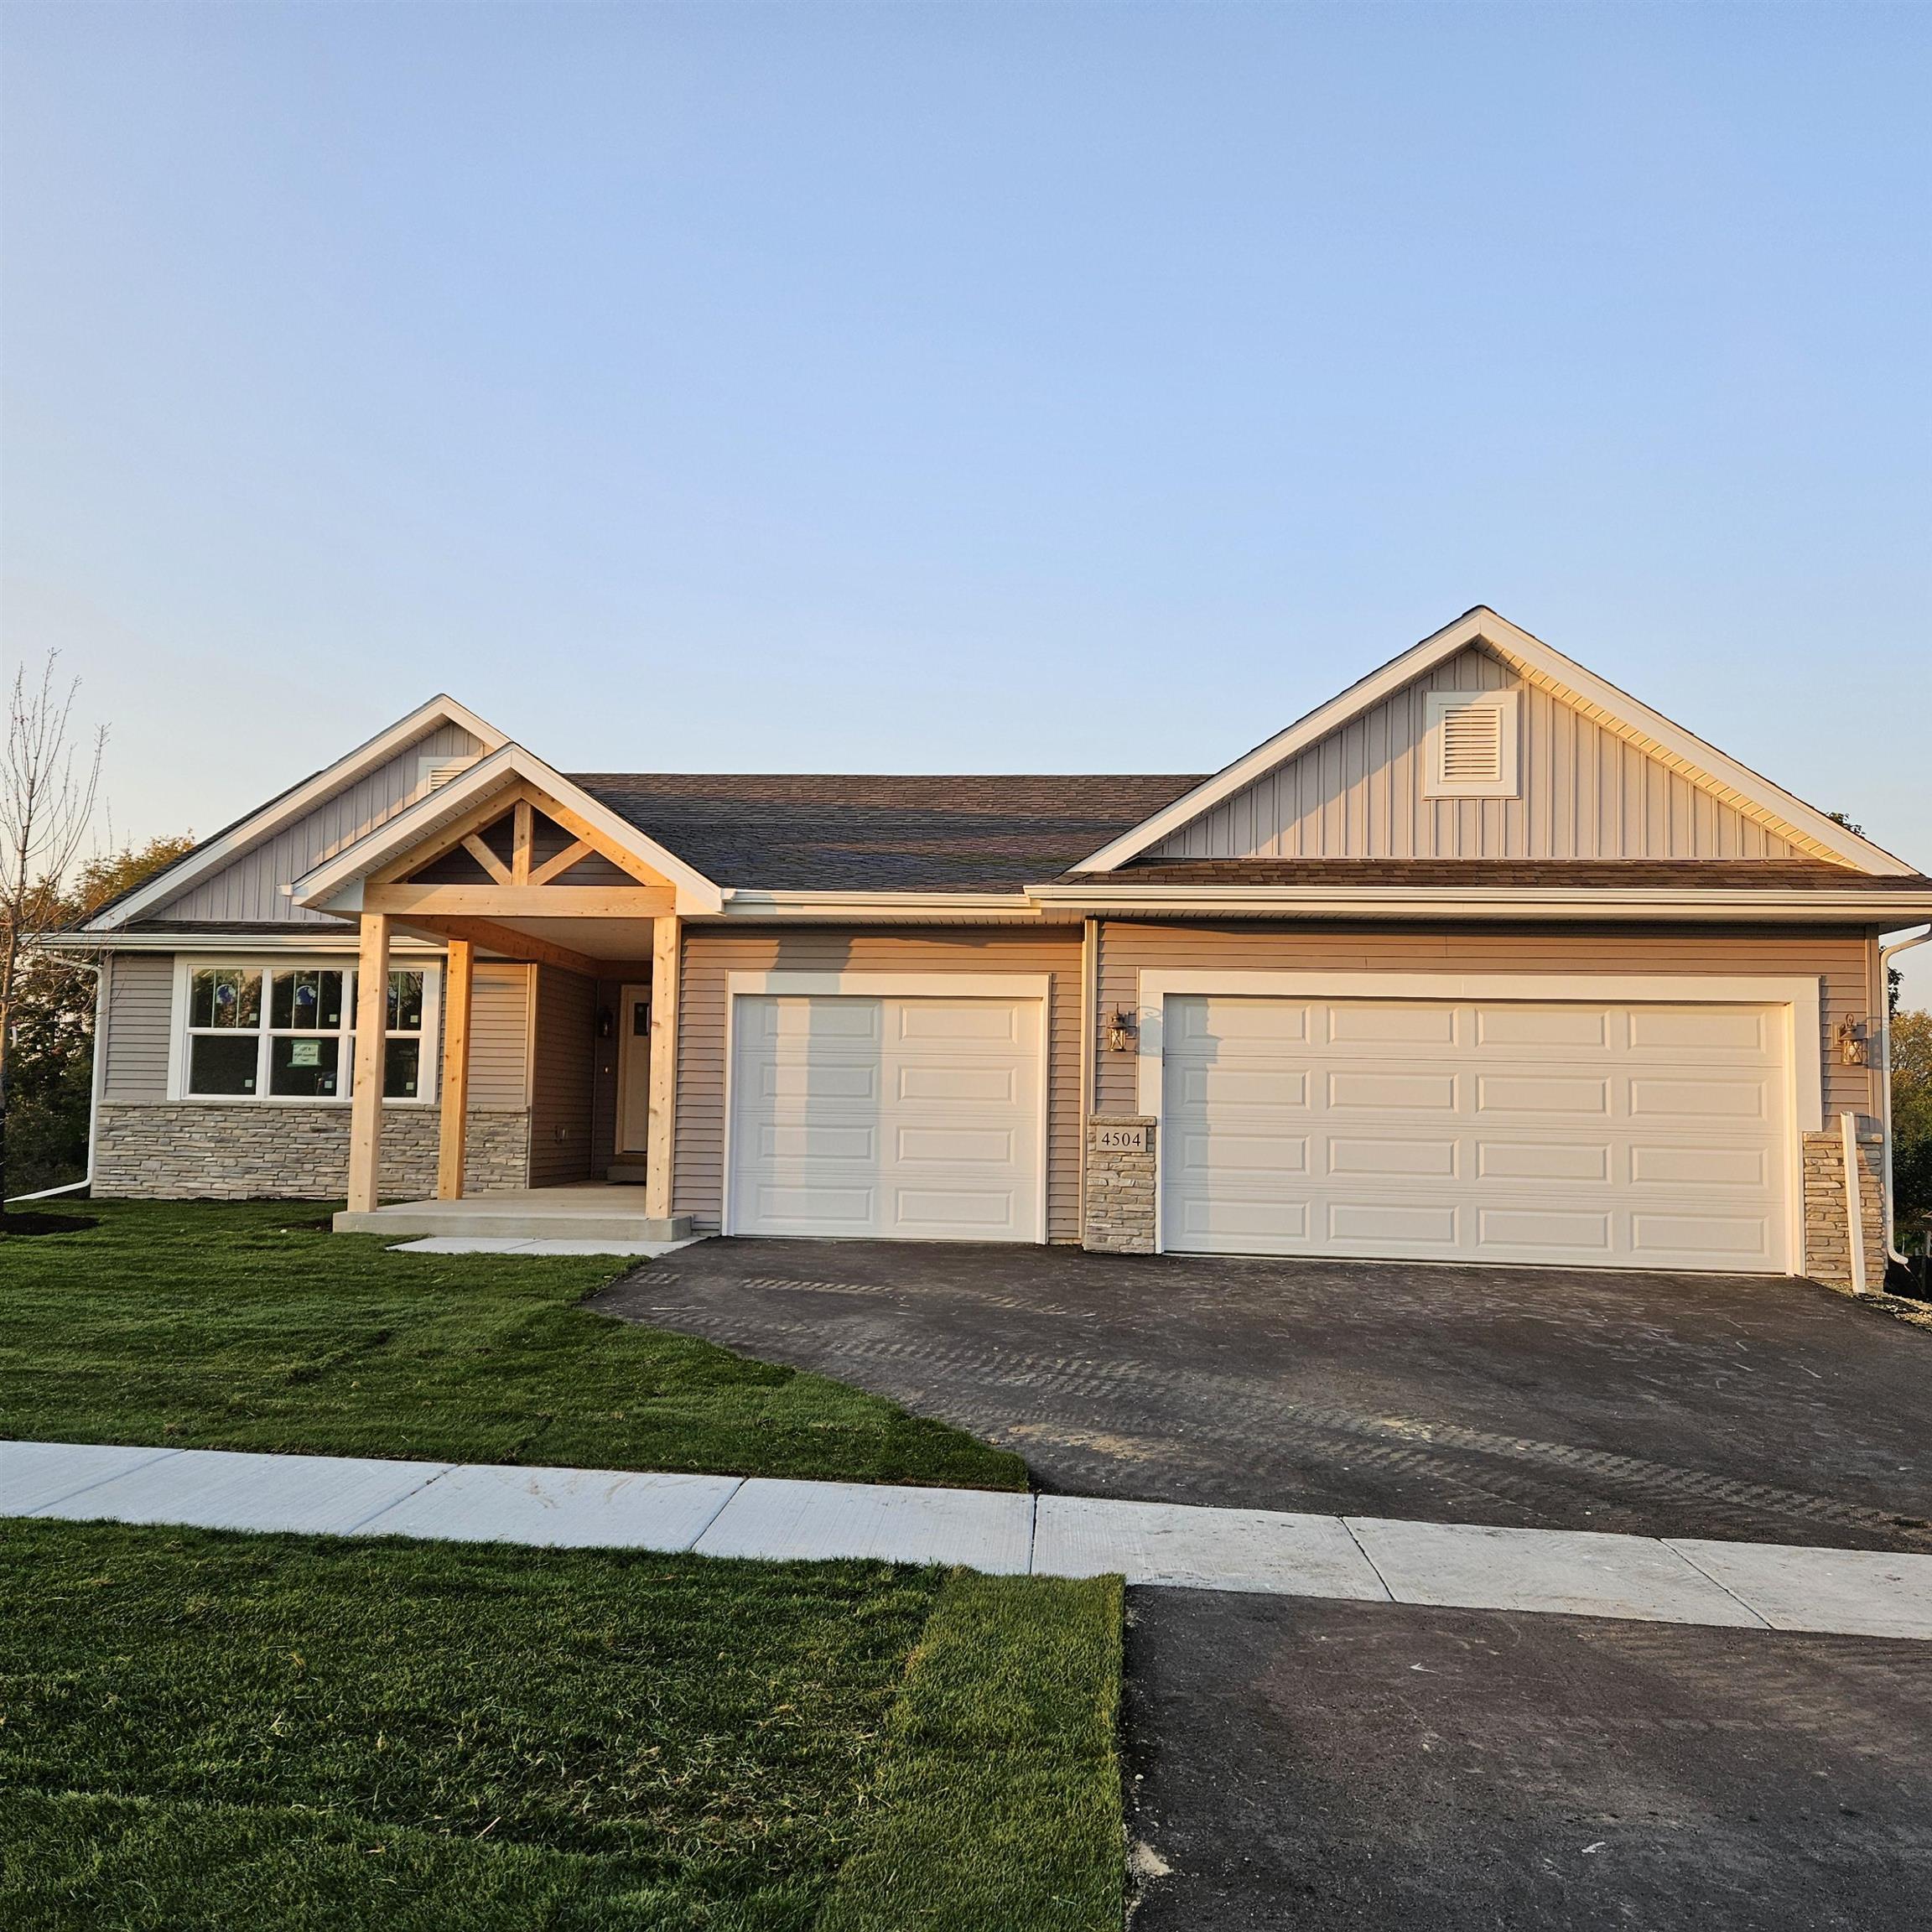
[93,945,538,1199]
[528,966,595,1186]
[101,953,174,1100]
[1149,646,1809,864]
[151,722,484,925]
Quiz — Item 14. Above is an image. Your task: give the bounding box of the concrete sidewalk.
[6,1439,1929,1638]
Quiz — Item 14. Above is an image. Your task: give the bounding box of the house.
[70,608,1932,1289]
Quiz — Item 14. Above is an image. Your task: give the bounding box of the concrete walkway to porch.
[8,1439,1930,1639]
[333,1182,695,1247]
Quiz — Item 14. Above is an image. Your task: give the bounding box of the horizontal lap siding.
[529,966,595,1185]
[468,963,532,1109]
[101,953,174,1099]
[1094,922,1878,1119]
[676,926,1086,1240]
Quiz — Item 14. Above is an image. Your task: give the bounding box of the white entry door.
[1161,996,1790,1271]
[730,994,1044,1241]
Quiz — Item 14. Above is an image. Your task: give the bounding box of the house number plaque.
[1093,1124,1148,1153]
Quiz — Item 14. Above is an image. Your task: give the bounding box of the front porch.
[335,1182,695,1246]
[290,752,725,1237]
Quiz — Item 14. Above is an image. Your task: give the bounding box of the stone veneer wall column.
[1800,1121,1888,1293]
[95,1104,531,1202]
[1083,1115,1157,1254]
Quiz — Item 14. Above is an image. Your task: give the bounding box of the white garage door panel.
[731,995,1042,1242]
[1162,997,1789,1271]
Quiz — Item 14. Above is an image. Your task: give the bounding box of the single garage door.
[1161,995,1789,1271]
[730,994,1044,1241]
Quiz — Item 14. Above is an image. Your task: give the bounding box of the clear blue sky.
[3,4,1927,978]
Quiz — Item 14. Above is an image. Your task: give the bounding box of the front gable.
[88,697,506,930]
[1081,610,1914,875]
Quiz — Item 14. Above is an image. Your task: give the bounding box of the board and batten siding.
[1150,647,1810,864]
[528,965,595,1186]
[101,953,174,1100]
[1093,922,1880,1120]
[675,926,1086,1239]
[151,724,485,925]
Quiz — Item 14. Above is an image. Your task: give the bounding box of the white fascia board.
[293,743,726,916]
[1072,610,1498,871]
[84,694,511,932]
[1072,607,1916,876]
[1025,882,1932,922]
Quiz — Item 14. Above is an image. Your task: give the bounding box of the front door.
[615,984,652,1156]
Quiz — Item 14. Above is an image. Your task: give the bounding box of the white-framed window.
[1423,688,1520,798]
[174,958,439,1104]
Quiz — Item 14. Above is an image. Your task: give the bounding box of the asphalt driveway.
[595,1239,1932,1551]
[595,1240,1932,1929]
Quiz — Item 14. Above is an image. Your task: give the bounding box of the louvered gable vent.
[1425,689,1519,798]
[418,753,480,792]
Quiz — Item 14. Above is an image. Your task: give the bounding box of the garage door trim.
[723,971,1052,1242]
[1135,970,1820,1267]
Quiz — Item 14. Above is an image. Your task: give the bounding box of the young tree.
[5,834,197,1196]
[0,656,104,1208]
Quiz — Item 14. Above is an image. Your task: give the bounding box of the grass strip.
[0,1518,943,1929]
[0,1200,1023,1489]
[817,1568,1125,1932]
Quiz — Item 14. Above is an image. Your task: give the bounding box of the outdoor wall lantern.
[1106,1009,1139,1053]
[596,1006,615,1041]
[1836,1015,1869,1067]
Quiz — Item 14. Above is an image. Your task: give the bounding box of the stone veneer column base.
[1800,1123,1887,1293]
[1083,1115,1157,1254]
[94,1104,532,1202]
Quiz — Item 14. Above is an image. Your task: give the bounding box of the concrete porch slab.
[356,1462,742,1549]
[693,1476,1035,1574]
[391,1235,705,1258]
[335,1184,695,1244]
[1347,1517,1767,1627]
[28,1446,453,1537]
[1,1441,183,1516]
[1034,1494,1389,1598]
[1667,1538,1932,1639]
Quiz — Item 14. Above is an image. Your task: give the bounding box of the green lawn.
[0,1201,1023,1488]
[0,1520,1124,1932]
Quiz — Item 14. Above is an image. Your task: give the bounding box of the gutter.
[1878,924,1932,1268]
[1024,884,1932,922]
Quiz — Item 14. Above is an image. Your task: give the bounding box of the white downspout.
[1878,924,1932,1268]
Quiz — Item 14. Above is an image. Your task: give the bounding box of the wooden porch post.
[436,937,475,1199]
[346,911,391,1213]
[644,914,680,1222]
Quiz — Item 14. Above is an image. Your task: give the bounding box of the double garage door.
[1162,995,1791,1272]
[730,994,1043,1242]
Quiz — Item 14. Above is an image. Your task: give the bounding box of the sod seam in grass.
[814,1568,1125,1932]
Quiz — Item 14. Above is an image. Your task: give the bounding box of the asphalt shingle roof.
[568,772,1207,891]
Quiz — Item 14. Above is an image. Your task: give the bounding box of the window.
[354,968,428,1099]
[179,961,436,1103]
[1424,689,1520,798]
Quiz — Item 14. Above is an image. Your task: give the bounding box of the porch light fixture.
[1837,1015,1869,1067]
[1106,1009,1138,1053]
